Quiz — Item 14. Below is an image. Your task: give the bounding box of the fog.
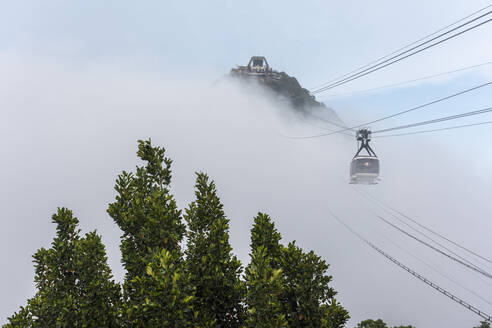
[2,58,492,327]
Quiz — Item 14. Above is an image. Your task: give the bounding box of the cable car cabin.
[350,156,380,184]
[350,129,380,185]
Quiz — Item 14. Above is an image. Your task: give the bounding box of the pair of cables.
[310,4,492,94]
[328,188,492,321]
[288,80,492,139]
[352,187,492,277]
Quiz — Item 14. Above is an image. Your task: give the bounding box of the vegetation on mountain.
[231,67,340,120]
[262,72,326,111]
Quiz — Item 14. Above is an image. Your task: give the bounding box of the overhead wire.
[285,81,492,139]
[319,60,492,99]
[377,228,492,307]
[310,115,354,131]
[297,115,354,136]
[373,120,492,138]
[302,111,355,131]
[299,6,492,317]
[309,3,492,91]
[312,17,492,93]
[350,186,490,274]
[372,106,492,134]
[359,189,492,266]
[311,11,492,93]
[352,186,492,303]
[374,214,492,279]
[328,209,492,322]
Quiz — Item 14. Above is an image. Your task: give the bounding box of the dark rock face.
[229,56,342,125]
[231,69,341,123]
[262,72,324,111]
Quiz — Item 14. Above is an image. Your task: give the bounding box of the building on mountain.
[231,56,281,80]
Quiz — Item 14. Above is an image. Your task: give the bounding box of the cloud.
[1,55,491,327]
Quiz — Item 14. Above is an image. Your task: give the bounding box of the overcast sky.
[2,1,492,327]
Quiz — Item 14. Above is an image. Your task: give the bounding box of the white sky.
[2,1,492,327]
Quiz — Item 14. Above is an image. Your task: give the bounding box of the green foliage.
[244,246,287,328]
[6,140,351,328]
[5,208,121,328]
[250,213,282,267]
[320,300,350,328]
[74,231,122,327]
[356,319,388,328]
[474,321,491,328]
[4,305,32,327]
[280,241,339,327]
[107,139,185,279]
[124,249,195,327]
[355,319,415,328]
[246,212,349,328]
[185,173,245,327]
[107,139,192,326]
[263,72,324,111]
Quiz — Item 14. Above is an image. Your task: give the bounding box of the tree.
[107,139,185,279]
[74,231,122,326]
[247,212,349,328]
[250,213,282,267]
[320,300,350,328]
[474,321,491,328]
[6,139,354,328]
[355,319,416,328]
[107,139,192,326]
[128,249,195,327]
[355,319,388,328]
[184,173,245,327]
[280,241,344,327]
[244,246,287,328]
[5,305,33,327]
[5,208,121,327]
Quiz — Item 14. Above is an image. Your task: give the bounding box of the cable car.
[350,129,380,184]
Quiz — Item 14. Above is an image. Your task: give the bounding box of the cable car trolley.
[350,129,380,185]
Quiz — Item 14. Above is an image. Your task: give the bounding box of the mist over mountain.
[230,56,342,124]
[2,53,492,328]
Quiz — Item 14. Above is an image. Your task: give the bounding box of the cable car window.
[354,158,379,174]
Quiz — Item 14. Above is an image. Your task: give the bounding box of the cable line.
[372,106,492,134]
[286,81,492,139]
[360,190,492,266]
[320,60,492,99]
[378,229,492,307]
[328,209,492,322]
[351,186,488,273]
[297,115,353,136]
[374,213,492,279]
[373,120,492,138]
[309,3,492,91]
[312,15,492,94]
[303,112,355,131]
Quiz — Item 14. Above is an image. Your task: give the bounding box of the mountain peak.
[231,56,340,121]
